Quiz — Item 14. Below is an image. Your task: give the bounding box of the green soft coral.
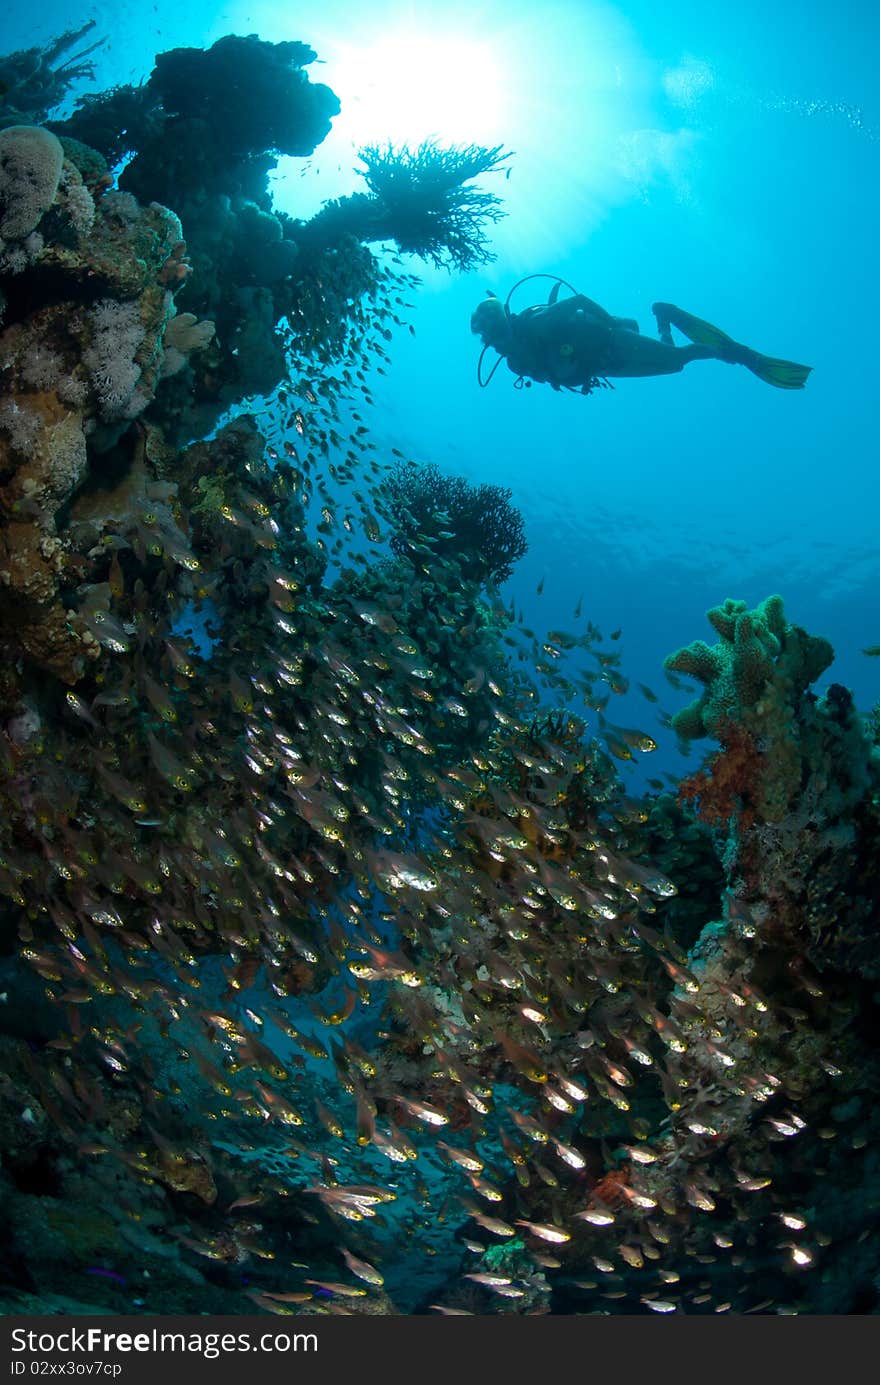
[665,596,831,741]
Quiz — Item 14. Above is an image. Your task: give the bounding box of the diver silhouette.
[471,276,812,396]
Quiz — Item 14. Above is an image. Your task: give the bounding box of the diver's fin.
[548,281,561,305]
[718,342,812,389]
[655,303,812,389]
[736,351,812,390]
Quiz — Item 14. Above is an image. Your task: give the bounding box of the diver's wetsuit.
[504,295,720,390]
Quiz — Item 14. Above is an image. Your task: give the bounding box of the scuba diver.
[471,275,812,395]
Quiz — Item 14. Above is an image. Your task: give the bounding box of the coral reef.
[0,28,878,1321]
[0,134,191,683]
[57,34,339,207]
[48,38,510,439]
[669,596,879,975]
[0,125,64,239]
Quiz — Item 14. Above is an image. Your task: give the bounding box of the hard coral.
[356,141,510,270]
[0,125,64,240]
[0,135,187,686]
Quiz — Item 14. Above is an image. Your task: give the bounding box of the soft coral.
[678,719,763,831]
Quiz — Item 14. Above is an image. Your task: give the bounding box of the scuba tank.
[476,274,614,395]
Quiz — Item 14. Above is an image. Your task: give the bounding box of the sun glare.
[330,30,506,148]
[256,0,661,261]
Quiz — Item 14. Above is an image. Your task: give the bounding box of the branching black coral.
[303,141,512,272]
[383,459,527,584]
[356,141,511,270]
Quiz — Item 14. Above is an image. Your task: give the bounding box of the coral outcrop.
[47,38,510,437]
[0,134,199,683]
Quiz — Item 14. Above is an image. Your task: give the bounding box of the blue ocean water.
[1,0,879,1320]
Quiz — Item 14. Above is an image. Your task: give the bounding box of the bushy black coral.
[357,141,510,271]
[304,141,511,271]
[384,460,527,584]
